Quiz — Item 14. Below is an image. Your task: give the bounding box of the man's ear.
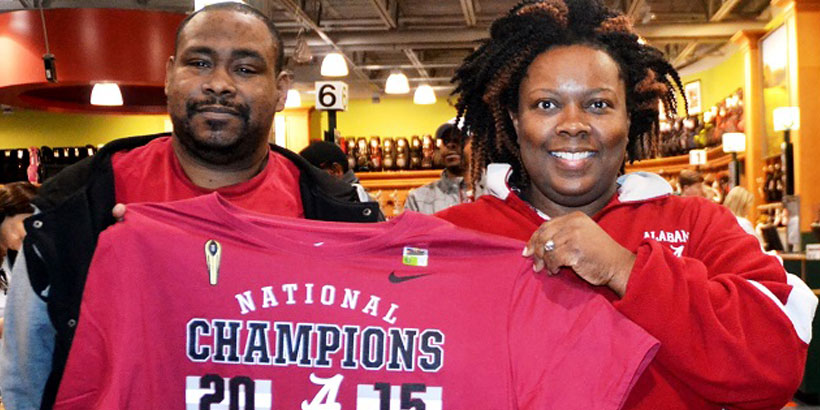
[164,56,175,96]
[274,70,293,112]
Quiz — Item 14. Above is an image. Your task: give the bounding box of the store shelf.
[625,145,741,175]
[356,169,441,190]
[757,202,783,211]
[356,170,443,218]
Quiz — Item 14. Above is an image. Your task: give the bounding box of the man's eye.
[237,67,257,74]
[189,60,209,68]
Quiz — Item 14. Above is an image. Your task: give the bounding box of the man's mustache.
[186,97,250,120]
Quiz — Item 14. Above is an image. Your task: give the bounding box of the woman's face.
[511,45,630,216]
[0,213,31,254]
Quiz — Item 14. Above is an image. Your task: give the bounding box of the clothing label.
[402,246,428,267]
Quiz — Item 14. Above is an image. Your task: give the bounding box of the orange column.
[771,0,820,230]
[731,30,767,217]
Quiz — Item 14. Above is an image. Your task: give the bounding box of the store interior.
[1,0,820,406]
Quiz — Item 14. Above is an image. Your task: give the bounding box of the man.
[404,120,477,214]
[678,169,707,198]
[0,4,379,409]
[299,140,374,203]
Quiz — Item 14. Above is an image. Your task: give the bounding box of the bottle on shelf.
[355,137,371,172]
[369,137,382,172]
[395,137,410,170]
[382,138,396,171]
[421,134,434,169]
[409,135,422,170]
[345,139,357,173]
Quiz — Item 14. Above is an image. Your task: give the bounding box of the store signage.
[807,244,820,261]
[315,81,348,111]
[689,149,707,166]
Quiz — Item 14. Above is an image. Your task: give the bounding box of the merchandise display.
[658,89,745,157]
[0,145,97,183]
[334,136,455,173]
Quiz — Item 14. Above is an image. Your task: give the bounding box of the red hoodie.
[436,164,816,410]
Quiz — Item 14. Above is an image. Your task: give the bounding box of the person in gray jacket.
[405,120,479,214]
[0,4,378,409]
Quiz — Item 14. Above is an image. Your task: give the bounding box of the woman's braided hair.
[453,0,685,189]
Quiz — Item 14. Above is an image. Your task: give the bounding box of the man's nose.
[202,67,236,97]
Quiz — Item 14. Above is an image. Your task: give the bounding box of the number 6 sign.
[315,81,348,111]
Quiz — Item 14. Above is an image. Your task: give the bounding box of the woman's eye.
[537,100,555,110]
[590,100,610,110]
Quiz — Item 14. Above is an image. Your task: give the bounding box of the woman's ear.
[508,109,521,144]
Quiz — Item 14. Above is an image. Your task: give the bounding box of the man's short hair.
[678,169,704,188]
[174,2,285,73]
[300,141,349,173]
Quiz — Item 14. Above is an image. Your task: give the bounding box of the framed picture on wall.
[760,23,791,157]
[684,80,702,116]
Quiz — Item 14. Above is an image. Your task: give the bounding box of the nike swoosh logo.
[388,271,431,284]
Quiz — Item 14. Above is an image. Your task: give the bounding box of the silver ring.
[544,240,556,252]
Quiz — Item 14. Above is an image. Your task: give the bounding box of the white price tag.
[806,244,820,261]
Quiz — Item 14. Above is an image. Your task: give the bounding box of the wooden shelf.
[757,202,783,211]
[355,170,443,218]
[625,145,741,175]
[356,170,441,190]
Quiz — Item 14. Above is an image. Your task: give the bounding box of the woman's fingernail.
[522,246,532,257]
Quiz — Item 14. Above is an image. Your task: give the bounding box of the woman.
[436,0,816,408]
[0,181,38,337]
[723,186,762,243]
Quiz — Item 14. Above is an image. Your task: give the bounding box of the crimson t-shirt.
[55,194,658,410]
[111,136,304,217]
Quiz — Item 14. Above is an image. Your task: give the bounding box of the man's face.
[441,130,466,171]
[165,10,289,166]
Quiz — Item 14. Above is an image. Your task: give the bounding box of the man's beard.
[171,97,268,167]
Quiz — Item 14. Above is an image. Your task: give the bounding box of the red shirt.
[55,194,658,410]
[111,136,304,217]
[436,178,813,410]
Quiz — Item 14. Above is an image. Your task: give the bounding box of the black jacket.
[23,133,381,409]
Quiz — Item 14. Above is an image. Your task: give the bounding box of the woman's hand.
[523,212,636,297]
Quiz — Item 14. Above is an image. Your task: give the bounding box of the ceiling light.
[90,83,123,106]
[413,84,436,105]
[285,89,302,108]
[194,0,243,11]
[385,72,410,94]
[320,53,349,77]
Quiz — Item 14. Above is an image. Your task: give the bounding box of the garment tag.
[402,246,429,267]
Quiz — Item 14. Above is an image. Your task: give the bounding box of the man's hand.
[523,212,636,297]
[112,203,127,222]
